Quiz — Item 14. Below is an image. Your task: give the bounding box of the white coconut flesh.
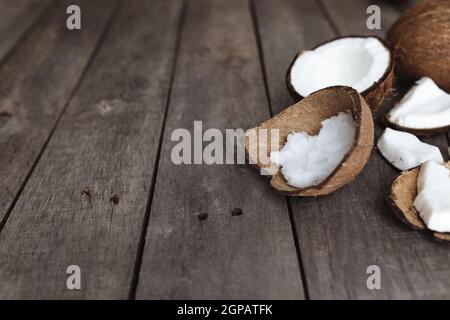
[289,37,390,97]
[270,112,356,188]
[388,77,450,129]
[377,128,443,171]
[414,161,450,233]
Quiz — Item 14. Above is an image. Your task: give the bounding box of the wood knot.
[96,99,113,115]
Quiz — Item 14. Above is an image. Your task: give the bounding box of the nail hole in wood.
[197,212,208,221]
[110,194,119,205]
[231,207,243,216]
[81,189,91,200]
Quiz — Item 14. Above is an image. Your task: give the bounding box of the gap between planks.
[0,0,186,299]
[134,0,304,299]
[248,0,310,300]
[295,0,450,299]
[128,0,188,300]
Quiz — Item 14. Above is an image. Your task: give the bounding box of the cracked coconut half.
[286,36,393,111]
[245,86,374,196]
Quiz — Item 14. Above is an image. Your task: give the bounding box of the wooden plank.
[135,0,304,299]
[317,0,407,38]
[284,0,450,299]
[252,0,335,300]
[0,0,182,299]
[0,0,118,224]
[252,0,334,115]
[0,0,51,63]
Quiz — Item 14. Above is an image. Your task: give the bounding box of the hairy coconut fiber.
[388,0,450,92]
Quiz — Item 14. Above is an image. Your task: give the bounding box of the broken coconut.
[377,127,443,171]
[386,77,450,136]
[286,36,393,111]
[389,160,450,242]
[245,86,374,196]
[387,0,450,92]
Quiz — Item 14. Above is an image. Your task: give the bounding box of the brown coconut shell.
[286,36,394,112]
[389,161,450,242]
[384,86,450,137]
[387,0,450,92]
[245,86,374,196]
[385,115,450,137]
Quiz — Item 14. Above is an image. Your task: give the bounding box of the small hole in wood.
[110,195,119,205]
[0,111,12,129]
[231,207,243,216]
[197,212,208,221]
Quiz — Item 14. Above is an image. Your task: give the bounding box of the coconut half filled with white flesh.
[245,86,374,196]
[389,161,450,242]
[386,77,450,136]
[287,36,393,111]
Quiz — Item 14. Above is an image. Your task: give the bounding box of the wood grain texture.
[252,0,336,299]
[0,0,51,63]
[273,0,450,299]
[0,0,182,299]
[0,0,117,224]
[135,0,304,299]
[252,0,335,115]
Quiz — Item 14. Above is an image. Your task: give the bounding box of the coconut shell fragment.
[389,161,450,242]
[387,0,450,92]
[286,36,394,112]
[245,86,374,197]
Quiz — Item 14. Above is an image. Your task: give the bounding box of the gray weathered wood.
[260,0,450,299]
[135,0,304,299]
[0,0,118,224]
[0,0,51,63]
[0,0,182,299]
[253,0,335,115]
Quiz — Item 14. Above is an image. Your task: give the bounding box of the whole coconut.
[387,0,450,92]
